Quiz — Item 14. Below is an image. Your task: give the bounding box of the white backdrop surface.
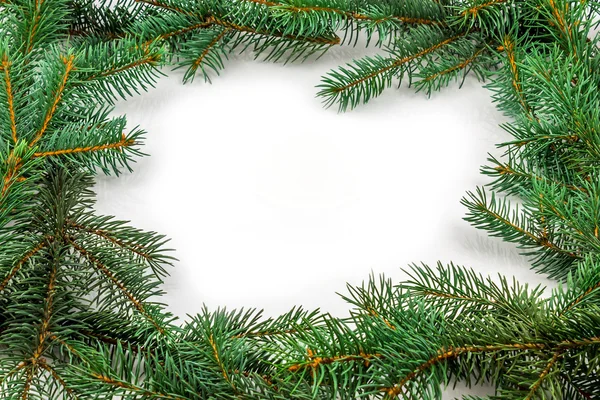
[93,44,553,398]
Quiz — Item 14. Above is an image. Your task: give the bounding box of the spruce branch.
[0,0,599,398]
[32,53,76,147]
[68,238,167,335]
[318,27,468,110]
[1,54,18,144]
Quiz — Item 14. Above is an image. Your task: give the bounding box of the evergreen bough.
[0,0,599,398]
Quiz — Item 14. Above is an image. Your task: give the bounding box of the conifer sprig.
[1,0,599,398]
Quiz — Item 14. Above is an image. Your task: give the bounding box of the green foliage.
[0,0,599,398]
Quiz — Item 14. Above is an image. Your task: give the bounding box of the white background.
[94,43,553,398]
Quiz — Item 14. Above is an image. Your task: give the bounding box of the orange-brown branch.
[152,21,214,43]
[422,47,486,83]
[50,335,84,362]
[66,220,153,261]
[2,150,23,197]
[334,34,464,93]
[31,54,75,146]
[135,0,195,15]
[383,337,600,397]
[21,263,57,400]
[90,373,186,400]
[241,0,440,25]
[366,306,396,330]
[21,366,34,400]
[502,36,534,118]
[560,280,600,316]
[81,330,144,353]
[85,53,161,81]
[209,334,234,387]
[135,2,341,46]
[525,350,563,400]
[547,0,573,46]
[383,343,547,397]
[288,348,381,372]
[0,240,47,291]
[212,18,341,45]
[39,362,77,399]
[2,55,18,143]
[32,136,135,158]
[494,162,588,193]
[68,238,165,334]
[461,0,507,16]
[191,28,230,72]
[474,200,579,258]
[0,362,28,386]
[31,261,58,363]
[25,8,43,55]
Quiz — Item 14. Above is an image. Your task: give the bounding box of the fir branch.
[66,220,154,262]
[0,239,48,291]
[420,46,487,83]
[153,21,214,42]
[208,334,234,388]
[134,0,194,16]
[501,35,533,119]
[1,150,23,197]
[31,135,135,158]
[560,280,600,316]
[461,0,508,17]
[258,0,442,26]
[83,52,161,82]
[287,349,380,372]
[31,54,76,146]
[212,17,340,45]
[38,361,77,400]
[68,238,166,334]
[89,373,187,400]
[382,343,546,398]
[1,55,17,143]
[462,188,580,262]
[339,34,462,92]
[525,350,563,400]
[318,28,467,110]
[381,338,600,398]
